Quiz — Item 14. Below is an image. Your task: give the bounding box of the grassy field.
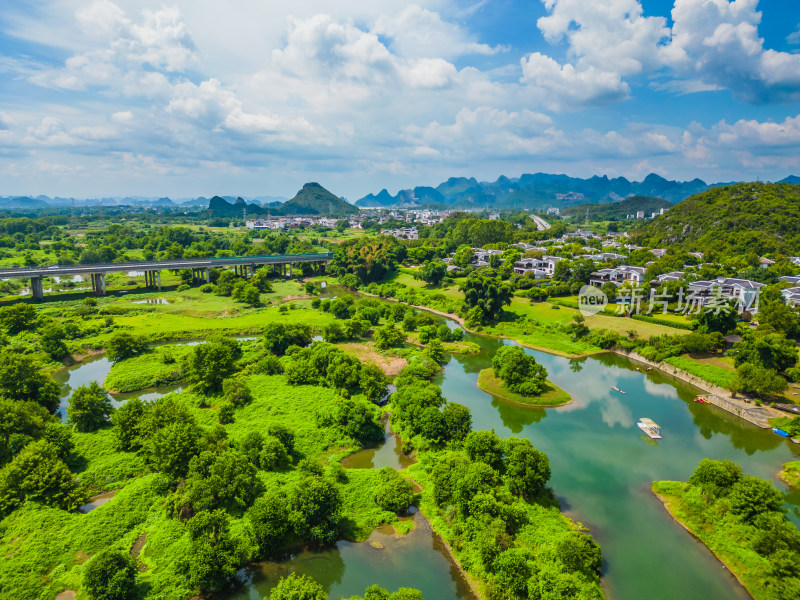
[663,356,736,388]
[103,344,194,392]
[476,368,572,407]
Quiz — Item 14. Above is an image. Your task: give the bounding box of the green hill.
[562,195,672,221]
[280,182,357,216]
[632,182,800,254]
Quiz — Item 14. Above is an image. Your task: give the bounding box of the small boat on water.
[637,418,662,439]
[791,438,800,445]
[693,396,710,403]
[772,428,790,438]
[611,386,627,394]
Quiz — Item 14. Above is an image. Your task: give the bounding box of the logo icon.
[578,285,608,316]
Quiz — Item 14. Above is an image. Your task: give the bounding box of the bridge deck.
[0,253,333,279]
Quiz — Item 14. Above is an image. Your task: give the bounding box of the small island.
[477,345,572,407]
[779,461,800,488]
[653,459,800,600]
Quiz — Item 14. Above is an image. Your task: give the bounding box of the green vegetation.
[477,369,572,407]
[779,461,800,488]
[663,356,736,388]
[104,344,194,392]
[562,195,672,221]
[654,459,800,600]
[491,345,549,397]
[634,182,800,254]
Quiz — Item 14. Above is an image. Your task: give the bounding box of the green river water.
[54,320,800,600]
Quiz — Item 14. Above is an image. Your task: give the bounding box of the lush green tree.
[373,324,405,350]
[179,449,262,514]
[424,339,447,365]
[222,378,252,407]
[694,302,738,334]
[267,424,296,454]
[263,323,312,355]
[270,573,327,600]
[0,351,60,413]
[111,397,146,452]
[333,399,383,444]
[144,419,202,478]
[288,476,342,544]
[374,467,414,513]
[185,509,245,591]
[728,475,785,524]
[733,332,798,372]
[731,363,788,398]
[248,490,290,555]
[461,274,514,325]
[600,281,618,302]
[492,346,548,397]
[330,236,406,284]
[419,260,447,285]
[39,323,68,359]
[82,550,138,600]
[465,430,505,473]
[418,406,447,442]
[503,437,550,497]
[492,548,533,600]
[260,435,291,471]
[106,332,149,362]
[0,303,37,335]
[0,440,85,514]
[557,532,603,576]
[188,336,241,391]
[441,402,472,442]
[450,218,514,247]
[689,459,742,498]
[0,398,56,465]
[214,270,238,296]
[323,322,346,343]
[359,363,388,402]
[67,381,113,433]
[455,461,499,516]
[231,281,261,306]
[330,297,355,320]
[451,245,475,268]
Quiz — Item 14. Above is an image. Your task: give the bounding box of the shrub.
[201,284,214,293]
[82,550,137,600]
[177,284,190,292]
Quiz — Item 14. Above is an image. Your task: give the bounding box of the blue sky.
[0,0,798,200]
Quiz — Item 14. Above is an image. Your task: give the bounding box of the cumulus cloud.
[530,0,800,106]
[664,0,800,103]
[374,4,505,59]
[520,53,630,110]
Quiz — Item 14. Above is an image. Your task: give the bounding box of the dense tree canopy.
[492,346,548,397]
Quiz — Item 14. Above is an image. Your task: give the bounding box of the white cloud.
[111,110,134,124]
[520,53,629,110]
[664,0,800,103]
[789,23,800,44]
[374,4,505,59]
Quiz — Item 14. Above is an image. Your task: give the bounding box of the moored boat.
[772,428,790,438]
[637,418,662,439]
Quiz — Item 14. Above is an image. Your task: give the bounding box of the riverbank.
[476,368,572,408]
[778,460,800,488]
[652,482,764,600]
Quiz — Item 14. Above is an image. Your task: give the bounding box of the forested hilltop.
[632,183,800,254]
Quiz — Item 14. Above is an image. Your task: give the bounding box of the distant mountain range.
[0,194,289,210]
[208,183,357,217]
[356,173,800,210]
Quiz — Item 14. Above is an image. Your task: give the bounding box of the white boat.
[637,418,662,439]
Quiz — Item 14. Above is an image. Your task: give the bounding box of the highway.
[531,214,551,231]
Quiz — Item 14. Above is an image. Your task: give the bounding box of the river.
[56,314,800,600]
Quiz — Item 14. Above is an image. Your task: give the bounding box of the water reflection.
[215,511,476,600]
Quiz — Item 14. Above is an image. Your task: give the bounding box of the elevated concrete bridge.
[0,252,333,299]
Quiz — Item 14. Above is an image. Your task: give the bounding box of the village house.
[513,255,564,277]
[686,277,764,312]
[588,265,646,287]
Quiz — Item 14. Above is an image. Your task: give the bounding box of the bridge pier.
[31,276,44,300]
[91,273,106,296]
[205,268,210,283]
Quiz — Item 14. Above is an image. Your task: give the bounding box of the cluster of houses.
[245,217,354,230]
